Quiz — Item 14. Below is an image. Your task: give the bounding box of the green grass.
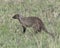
[0,0,60,48]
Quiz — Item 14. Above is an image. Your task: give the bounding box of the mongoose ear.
[14,14,19,17]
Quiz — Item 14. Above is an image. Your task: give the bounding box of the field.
[0,0,60,48]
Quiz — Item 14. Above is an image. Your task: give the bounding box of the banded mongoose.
[12,14,54,38]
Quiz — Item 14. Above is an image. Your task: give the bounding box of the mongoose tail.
[42,26,55,38]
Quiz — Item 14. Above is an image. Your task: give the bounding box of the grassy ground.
[0,0,60,48]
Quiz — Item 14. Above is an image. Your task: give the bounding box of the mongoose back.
[12,14,54,38]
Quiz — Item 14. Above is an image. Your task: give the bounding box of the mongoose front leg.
[22,26,26,33]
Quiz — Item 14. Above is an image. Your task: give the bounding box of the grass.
[0,0,60,48]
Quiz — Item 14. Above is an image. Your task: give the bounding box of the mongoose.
[12,14,54,38]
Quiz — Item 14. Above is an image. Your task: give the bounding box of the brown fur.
[12,14,54,38]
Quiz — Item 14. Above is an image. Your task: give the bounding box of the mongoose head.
[12,14,20,19]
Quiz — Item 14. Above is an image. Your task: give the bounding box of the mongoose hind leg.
[32,25,41,33]
[38,27,42,32]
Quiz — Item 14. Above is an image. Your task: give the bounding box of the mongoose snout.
[12,14,19,19]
